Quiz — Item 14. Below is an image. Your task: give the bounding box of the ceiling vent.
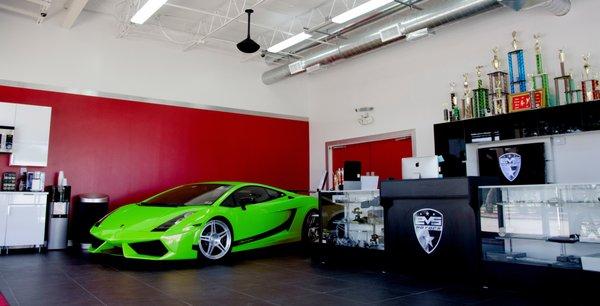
[379,24,403,43]
[288,61,306,75]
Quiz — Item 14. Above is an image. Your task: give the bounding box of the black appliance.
[343,161,362,181]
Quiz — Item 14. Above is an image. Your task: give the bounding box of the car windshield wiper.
[139,202,185,207]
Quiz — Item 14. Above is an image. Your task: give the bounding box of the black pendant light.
[237,9,260,54]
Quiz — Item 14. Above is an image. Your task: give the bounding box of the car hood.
[97,204,208,232]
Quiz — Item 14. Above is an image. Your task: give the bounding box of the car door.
[224,186,294,242]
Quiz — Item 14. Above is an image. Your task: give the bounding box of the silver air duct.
[262,0,572,85]
[499,0,571,16]
[264,0,428,65]
[262,0,501,85]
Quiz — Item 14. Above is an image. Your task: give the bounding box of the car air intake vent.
[129,241,168,257]
[90,236,104,249]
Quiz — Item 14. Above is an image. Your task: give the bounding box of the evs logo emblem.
[413,208,443,254]
[499,152,522,182]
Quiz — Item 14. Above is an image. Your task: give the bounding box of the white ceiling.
[0,0,395,55]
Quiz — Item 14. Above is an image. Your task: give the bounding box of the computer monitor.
[402,156,440,180]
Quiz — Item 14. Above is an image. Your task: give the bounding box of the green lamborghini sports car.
[89,182,319,261]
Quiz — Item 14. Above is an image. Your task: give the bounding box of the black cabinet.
[435,100,600,177]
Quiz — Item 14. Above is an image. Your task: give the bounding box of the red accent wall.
[332,138,413,182]
[0,85,309,209]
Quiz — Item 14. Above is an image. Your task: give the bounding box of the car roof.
[187,181,287,191]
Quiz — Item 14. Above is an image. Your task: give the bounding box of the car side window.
[222,186,271,208]
[220,195,236,207]
[265,188,285,200]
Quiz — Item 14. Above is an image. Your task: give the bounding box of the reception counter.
[380,177,496,277]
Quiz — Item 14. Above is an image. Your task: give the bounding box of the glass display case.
[480,184,600,271]
[317,190,384,250]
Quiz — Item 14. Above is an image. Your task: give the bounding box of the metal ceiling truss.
[114,0,368,54]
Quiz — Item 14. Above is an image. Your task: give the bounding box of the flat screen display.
[478,143,546,185]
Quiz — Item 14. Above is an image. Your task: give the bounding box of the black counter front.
[381,177,496,278]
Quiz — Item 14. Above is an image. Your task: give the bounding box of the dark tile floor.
[0,247,580,306]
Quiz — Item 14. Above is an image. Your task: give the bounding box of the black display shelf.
[434,100,600,177]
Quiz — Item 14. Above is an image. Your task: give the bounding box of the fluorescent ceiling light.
[130,0,168,24]
[267,32,313,53]
[332,0,394,24]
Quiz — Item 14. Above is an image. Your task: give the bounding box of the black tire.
[302,209,320,246]
[197,219,233,262]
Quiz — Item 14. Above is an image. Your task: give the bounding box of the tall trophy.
[530,34,551,107]
[581,53,600,102]
[461,73,473,120]
[472,65,490,118]
[449,82,460,121]
[508,31,527,94]
[554,49,580,105]
[507,31,543,112]
[488,47,509,115]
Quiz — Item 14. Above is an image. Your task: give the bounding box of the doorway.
[326,130,415,189]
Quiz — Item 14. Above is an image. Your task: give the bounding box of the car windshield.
[141,184,231,207]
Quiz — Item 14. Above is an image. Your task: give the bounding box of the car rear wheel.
[198,219,232,261]
[302,210,320,245]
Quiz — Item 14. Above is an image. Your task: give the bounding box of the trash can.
[75,193,109,250]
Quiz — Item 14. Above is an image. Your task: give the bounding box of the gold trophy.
[473,66,490,118]
[461,73,473,119]
[449,82,460,121]
[530,34,550,107]
[488,47,509,115]
[554,49,579,105]
[581,53,600,102]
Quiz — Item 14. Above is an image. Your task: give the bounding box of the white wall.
[306,0,600,189]
[0,10,308,118]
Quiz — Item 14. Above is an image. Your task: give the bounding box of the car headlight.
[152,212,194,232]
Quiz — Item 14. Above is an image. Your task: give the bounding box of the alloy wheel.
[199,220,232,260]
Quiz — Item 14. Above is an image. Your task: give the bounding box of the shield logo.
[413,208,443,254]
[499,153,522,182]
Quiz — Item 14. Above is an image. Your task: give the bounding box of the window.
[265,188,285,200]
[141,184,231,207]
[233,186,270,204]
[221,186,276,207]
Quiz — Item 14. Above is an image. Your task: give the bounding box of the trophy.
[507,32,543,112]
[529,34,551,107]
[581,53,600,102]
[449,82,460,121]
[508,31,527,94]
[461,73,473,119]
[554,49,581,105]
[488,47,509,115]
[472,65,490,118]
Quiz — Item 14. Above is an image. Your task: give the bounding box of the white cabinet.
[0,192,47,250]
[0,103,16,126]
[9,104,52,167]
[0,195,7,246]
